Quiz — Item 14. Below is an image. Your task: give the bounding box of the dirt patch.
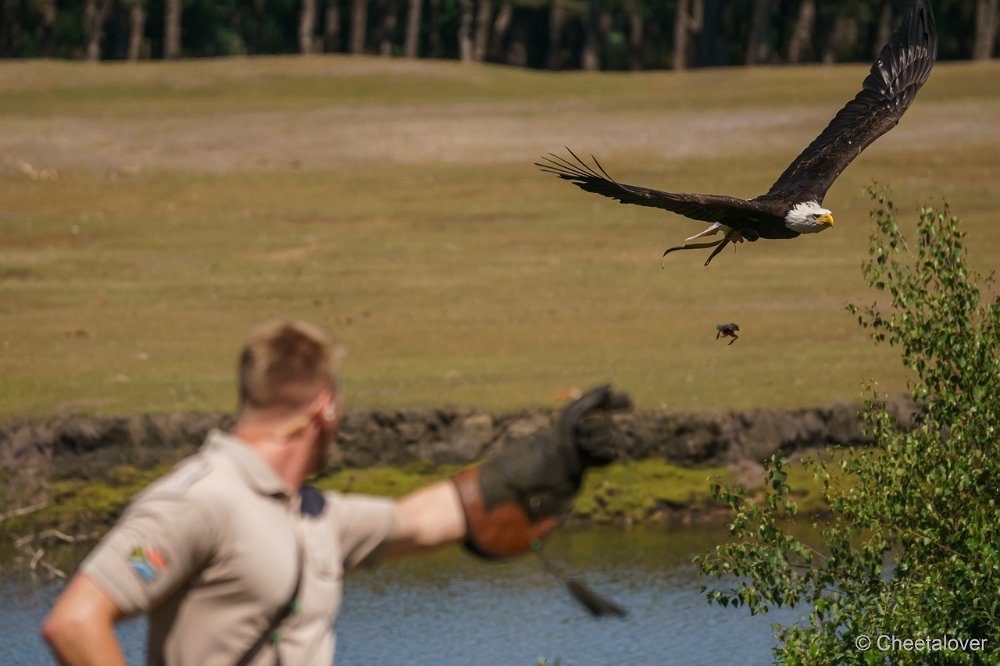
[3,98,995,176]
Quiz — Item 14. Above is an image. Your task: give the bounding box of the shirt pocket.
[302,518,343,582]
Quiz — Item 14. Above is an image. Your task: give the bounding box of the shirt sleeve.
[80,460,220,616]
[323,492,397,570]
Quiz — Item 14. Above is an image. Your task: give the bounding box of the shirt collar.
[203,429,289,498]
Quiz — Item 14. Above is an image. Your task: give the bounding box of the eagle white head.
[784,201,835,234]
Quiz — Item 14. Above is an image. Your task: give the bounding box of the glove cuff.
[452,467,559,559]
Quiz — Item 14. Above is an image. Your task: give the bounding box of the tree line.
[1,0,997,70]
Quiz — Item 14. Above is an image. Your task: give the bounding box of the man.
[43,320,628,665]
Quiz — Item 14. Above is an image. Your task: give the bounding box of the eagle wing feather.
[760,0,936,204]
[536,150,772,224]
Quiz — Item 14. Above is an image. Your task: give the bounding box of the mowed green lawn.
[1,57,997,420]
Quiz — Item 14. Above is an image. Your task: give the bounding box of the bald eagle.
[537,0,936,266]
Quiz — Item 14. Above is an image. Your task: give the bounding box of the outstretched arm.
[42,574,127,666]
[385,481,467,558]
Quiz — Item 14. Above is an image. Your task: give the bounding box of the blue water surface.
[2,526,804,665]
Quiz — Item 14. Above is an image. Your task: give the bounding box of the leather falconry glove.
[452,385,631,558]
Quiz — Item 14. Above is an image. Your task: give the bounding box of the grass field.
[1,57,998,421]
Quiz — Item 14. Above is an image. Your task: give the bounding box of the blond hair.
[237,320,339,413]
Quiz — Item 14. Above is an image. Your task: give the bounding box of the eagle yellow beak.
[822,212,835,226]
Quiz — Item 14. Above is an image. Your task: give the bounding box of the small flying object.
[537,0,936,266]
[716,323,740,345]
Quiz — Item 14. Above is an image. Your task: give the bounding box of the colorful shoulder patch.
[128,544,167,583]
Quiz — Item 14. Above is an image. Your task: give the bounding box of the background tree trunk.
[546,0,565,70]
[488,0,512,61]
[350,0,367,53]
[787,0,815,64]
[581,0,600,71]
[745,0,770,65]
[627,0,643,71]
[458,0,474,61]
[473,0,491,62]
[974,0,999,60]
[300,0,318,53]
[673,0,690,70]
[428,0,441,57]
[163,0,181,59]
[375,0,397,56]
[0,0,20,57]
[507,22,527,66]
[673,0,702,71]
[84,0,113,61]
[126,0,146,61]
[404,0,422,57]
[325,0,341,52]
[874,0,896,57]
[36,0,58,57]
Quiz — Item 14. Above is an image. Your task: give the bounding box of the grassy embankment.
[1,57,996,533]
[4,458,844,540]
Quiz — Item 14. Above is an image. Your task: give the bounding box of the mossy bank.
[1,397,917,542]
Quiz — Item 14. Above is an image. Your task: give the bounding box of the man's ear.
[284,393,331,437]
[323,388,344,424]
[283,412,312,437]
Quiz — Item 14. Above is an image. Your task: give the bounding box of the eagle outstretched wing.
[760,0,936,205]
[536,150,770,224]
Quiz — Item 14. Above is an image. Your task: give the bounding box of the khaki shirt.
[82,430,396,665]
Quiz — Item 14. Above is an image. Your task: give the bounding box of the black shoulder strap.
[235,502,307,666]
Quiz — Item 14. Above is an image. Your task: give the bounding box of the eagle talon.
[703,237,733,266]
[662,238,725,258]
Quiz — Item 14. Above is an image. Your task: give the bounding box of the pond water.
[2,526,806,665]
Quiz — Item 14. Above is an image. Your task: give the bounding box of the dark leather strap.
[235,504,306,666]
